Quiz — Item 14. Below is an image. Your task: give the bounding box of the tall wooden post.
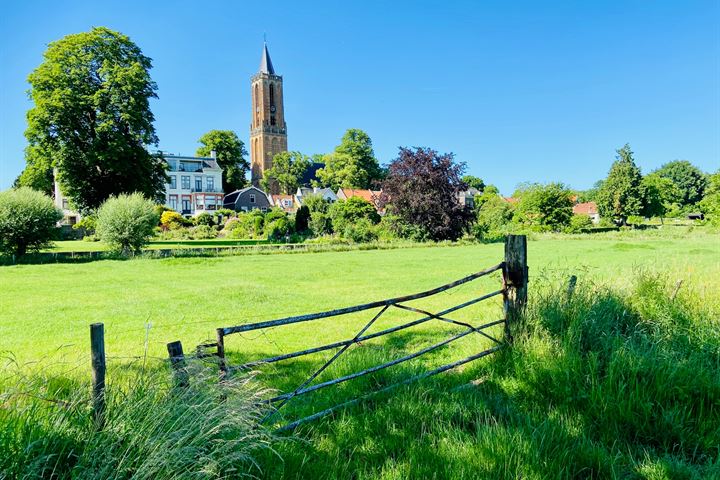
[502,235,528,343]
[167,341,189,388]
[90,323,106,425]
[216,328,227,381]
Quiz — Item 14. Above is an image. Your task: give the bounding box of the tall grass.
[0,360,274,479]
[258,273,720,479]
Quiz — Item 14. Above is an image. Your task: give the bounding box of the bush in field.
[224,210,265,239]
[472,194,515,241]
[303,194,333,236]
[266,216,293,240]
[343,217,378,243]
[0,187,62,257]
[160,211,187,230]
[513,182,573,232]
[329,197,380,238]
[72,214,97,235]
[189,224,217,239]
[95,193,159,254]
[193,212,214,227]
[699,171,720,226]
[565,214,594,233]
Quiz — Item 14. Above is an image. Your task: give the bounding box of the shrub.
[266,216,293,241]
[295,205,310,232]
[329,197,380,237]
[473,194,515,241]
[0,187,62,257]
[189,224,217,239]
[513,182,573,231]
[565,214,594,233]
[160,211,187,230]
[193,212,214,227]
[72,214,97,236]
[95,193,159,254]
[343,217,378,243]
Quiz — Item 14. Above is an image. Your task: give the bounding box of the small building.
[163,152,224,216]
[271,194,297,213]
[295,187,338,205]
[458,187,481,209]
[53,169,81,226]
[573,201,600,224]
[223,186,272,212]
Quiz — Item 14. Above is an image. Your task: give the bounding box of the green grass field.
[45,238,269,252]
[1,229,719,478]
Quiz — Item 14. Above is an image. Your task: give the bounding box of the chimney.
[210,150,217,159]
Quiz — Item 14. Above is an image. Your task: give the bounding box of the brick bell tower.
[250,42,287,188]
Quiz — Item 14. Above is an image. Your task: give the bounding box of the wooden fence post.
[216,328,227,381]
[167,341,189,388]
[502,235,528,343]
[90,323,106,425]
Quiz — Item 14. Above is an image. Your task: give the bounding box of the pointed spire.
[259,42,275,75]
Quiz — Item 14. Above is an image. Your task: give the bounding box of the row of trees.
[583,145,712,224]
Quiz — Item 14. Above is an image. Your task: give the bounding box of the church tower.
[250,42,287,188]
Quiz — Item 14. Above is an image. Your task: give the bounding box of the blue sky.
[1,0,718,194]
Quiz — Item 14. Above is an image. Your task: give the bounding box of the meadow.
[1,228,719,478]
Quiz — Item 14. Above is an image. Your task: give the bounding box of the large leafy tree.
[596,144,645,225]
[380,147,473,241]
[653,160,707,206]
[14,145,54,196]
[24,27,166,212]
[513,182,573,231]
[699,170,720,226]
[641,173,678,221]
[196,130,249,192]
[316,129,383,189]
[261,151,311,194]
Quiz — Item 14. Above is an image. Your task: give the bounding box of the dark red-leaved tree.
[380,147,473,241]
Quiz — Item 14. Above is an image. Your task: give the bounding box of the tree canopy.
[461,175,485,191]
[513,182,573,231]
[14,145,54,196]
[261,151,311,194]
[641,173,677,220]
[316,129,383,189]
[653,160,707,206]
[24,27,166,212]
[596,144,645,225]
[196,130,249,192]
[380,147,473,241]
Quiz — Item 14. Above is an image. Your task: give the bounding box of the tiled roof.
[573,201,598,215]
[503,197,519,204]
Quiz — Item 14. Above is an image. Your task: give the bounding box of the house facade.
[271,194,297,213]
[573,201,600,224]
[163,153,224,216]
[295,187,338,205]
[223,186,272,212]
[52,169,81,226]
[336,188,384,213]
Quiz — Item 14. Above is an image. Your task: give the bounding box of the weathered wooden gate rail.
[182,235,528,429]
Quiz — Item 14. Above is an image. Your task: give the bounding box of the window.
[250,194,256,204]
[169,175,177,189]
[62,199,68,209]
[181,176,191,189]
[169,195,178,210]
[181,198,191,212]
[261,207,267,213]
[269,83,275,107]
[195,177,202,191]
[207,177,214,191]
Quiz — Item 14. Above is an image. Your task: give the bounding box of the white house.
[53,169,80,225]
[163,152,224,216]
[295,186,338,206]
